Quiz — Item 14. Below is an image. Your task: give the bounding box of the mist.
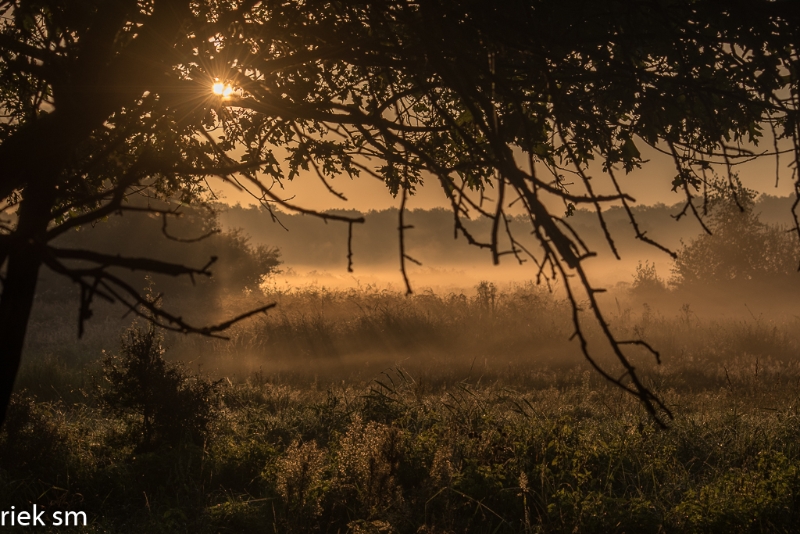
[218,194,798,302]
[18,193,799,395]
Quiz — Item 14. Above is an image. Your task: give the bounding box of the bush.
[98,323,219,449]
[630,260,667,297]
[0,392,66,476]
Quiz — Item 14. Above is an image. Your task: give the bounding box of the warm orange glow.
[212,80,234,98]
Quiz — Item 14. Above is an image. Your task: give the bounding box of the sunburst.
[212,79,234,98]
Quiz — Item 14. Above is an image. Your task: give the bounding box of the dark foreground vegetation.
[4,280,800,533]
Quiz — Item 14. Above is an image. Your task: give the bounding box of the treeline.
[35,193,798,306]
[218,195,796,270]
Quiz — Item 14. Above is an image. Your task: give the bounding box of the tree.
[672,178,800,288]
[1,0,799,426]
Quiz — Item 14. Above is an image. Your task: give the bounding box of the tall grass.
[6,283,800,532]
[4,371,800,532]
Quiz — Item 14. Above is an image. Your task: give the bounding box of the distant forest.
[218,195,796,271]
[35,194,797,303]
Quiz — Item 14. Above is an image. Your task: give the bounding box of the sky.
[213,140,796,214]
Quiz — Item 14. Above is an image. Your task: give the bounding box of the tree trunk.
[0,181,56,426]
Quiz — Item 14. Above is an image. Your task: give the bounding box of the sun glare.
[212,80,234,98]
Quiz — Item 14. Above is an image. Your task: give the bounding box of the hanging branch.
[490,174,505,265]
[397,188,422,295]
[347,220,355,273]
[41,252,276,339]
[668,141,713,235]
[161,212,221,244]
[605,164,677,259]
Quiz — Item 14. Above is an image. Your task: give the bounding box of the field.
[3,282,800,533]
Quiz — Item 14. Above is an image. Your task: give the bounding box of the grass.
[4,282,800,532]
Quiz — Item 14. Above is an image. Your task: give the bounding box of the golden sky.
[215,141,796,213]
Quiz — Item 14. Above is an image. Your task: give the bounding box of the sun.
[212,80,234,98]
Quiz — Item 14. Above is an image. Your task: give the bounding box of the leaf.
[621,138,640,160]
[533,143,551,157]
[455,110,473,127]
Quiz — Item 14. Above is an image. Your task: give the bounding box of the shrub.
[630,261,667,297]
[98,323,219,449]
[0,392,66,476]
[475,280,498,313]
[275,440,327,518]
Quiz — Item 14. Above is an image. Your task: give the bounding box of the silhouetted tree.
[673,179,800,288]
[2,0,800,425]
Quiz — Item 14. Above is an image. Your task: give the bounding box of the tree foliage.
[673,180,800,288]
[2,0,800,425]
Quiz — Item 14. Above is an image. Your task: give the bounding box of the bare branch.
[161,212,220,244]
[49,246,217,278]
[398,188,418,295]
[41,254,275,339]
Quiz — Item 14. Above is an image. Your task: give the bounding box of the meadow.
[3,281,800,533]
